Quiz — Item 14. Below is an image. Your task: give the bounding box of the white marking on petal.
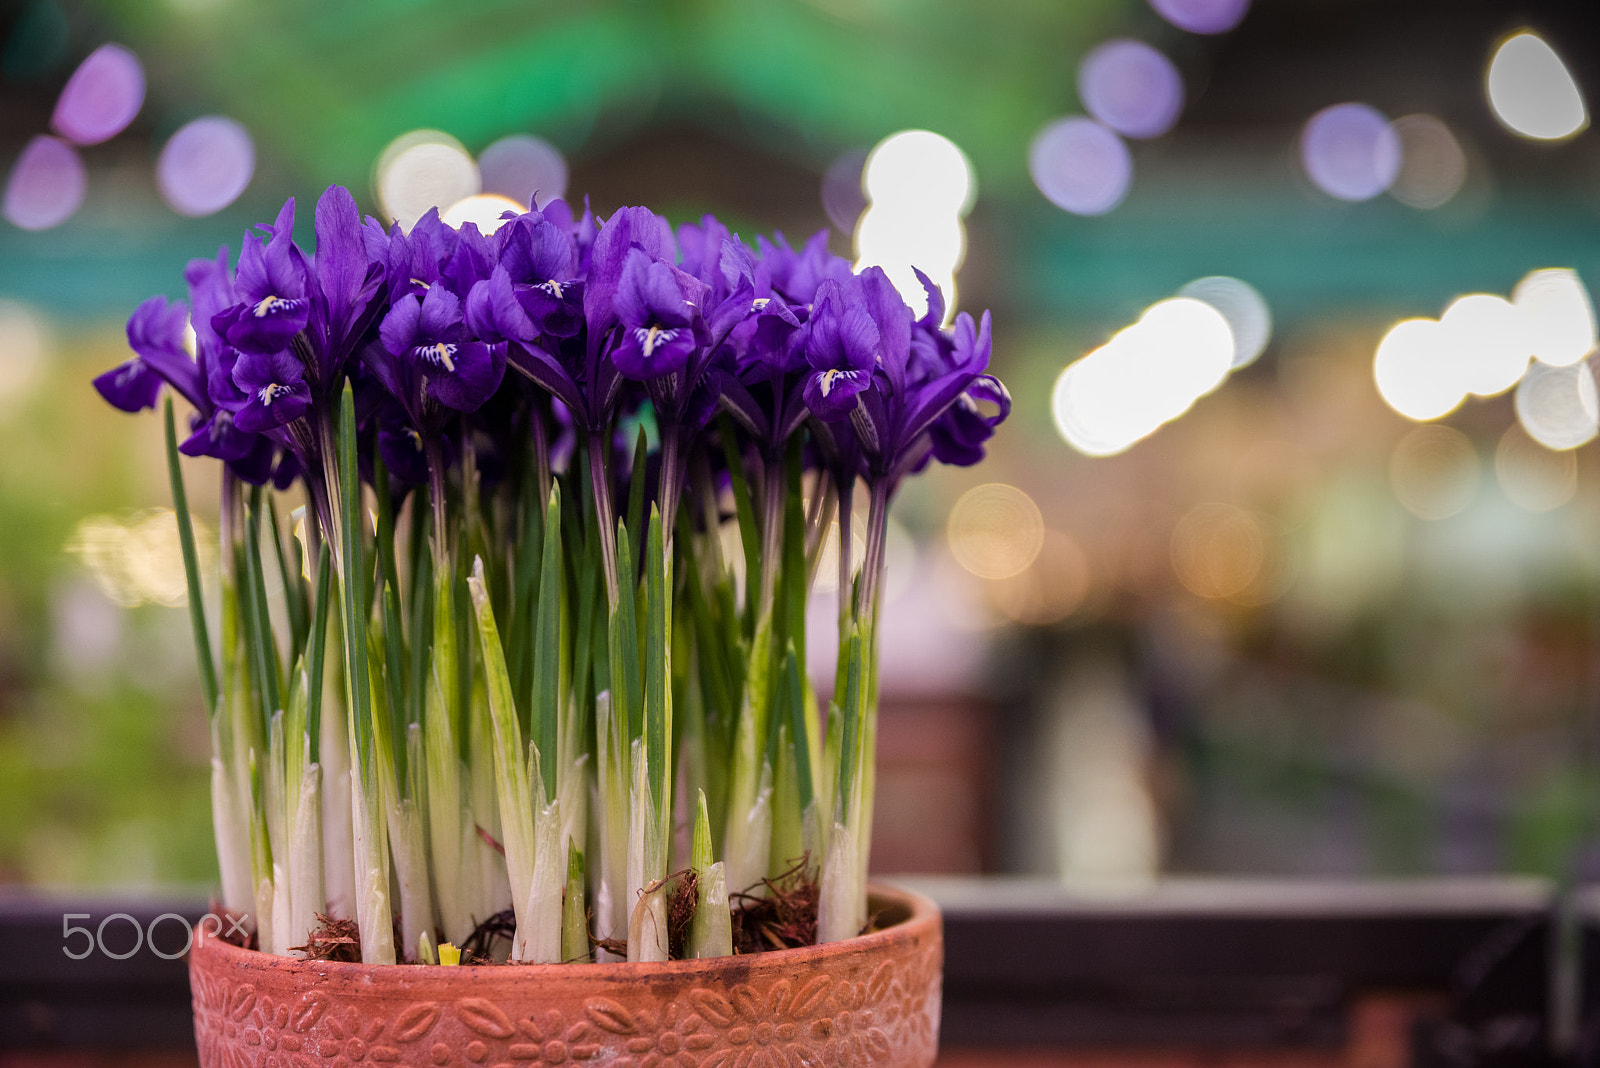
[635,325,678,359]
[258,382,291,406]
[819,368,852,398]
[417,342,458,373]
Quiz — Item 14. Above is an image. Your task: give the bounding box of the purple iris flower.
[301,185,385,396]
[609,248,708,380]
[490,210,582,338]
[582,206,675,360]
[211,199,312,355]
[929,372,1011,467]
[231,348,312,433]
[372,283,506,428]
[755,230,852,305]
[95,296,193,412]
[182,251,283,478]
[800,278,881,420]
[94,258,280,485]
[366,208,458,303]
[441,221,496,297]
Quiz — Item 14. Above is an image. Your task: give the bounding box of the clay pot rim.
[193,880,940,977]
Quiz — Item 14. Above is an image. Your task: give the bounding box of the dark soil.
[730,856,819,953]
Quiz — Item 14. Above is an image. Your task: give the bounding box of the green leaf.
[835,631,863,815]
[644,507,671,817]
[532,484,564,805]
[609,519,642,744]
[569,512,600,749]
[267,496,308,660]
[336,385,375,775]
[784,644,814,813]
[243,486,282,719]
[305,548,332,764]
[162,397,218,716]
[716,415,761,626]
[692,788,714,874]
[561,841,589,963]
[408,543,434,731]
[382,579,409,785]
[779,439,807,665]
[625,425,648,576]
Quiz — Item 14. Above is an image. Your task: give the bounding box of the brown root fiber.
[291,914,361,962]
[729,857,819,954]
[666,870,699,960]
[461,908,516,964]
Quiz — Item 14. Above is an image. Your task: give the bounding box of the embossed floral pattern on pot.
[189,884,942,1068]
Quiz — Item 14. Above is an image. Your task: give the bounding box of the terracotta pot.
[189,883,942,1067]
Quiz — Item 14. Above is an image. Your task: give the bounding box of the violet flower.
[609,248,709,380]
[231,349,313,433]
[373,283,506,427]
[800,278,880,421]
[211,198,312,355]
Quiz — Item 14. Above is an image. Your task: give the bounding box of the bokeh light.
[821,148,869,235]
[1078,39,1184,140]
[375,129,480,230]
[50,43,143,146]
[1053,298,1234,456]
[947,483,1045,581]
[3,134,85,230]
[1513,268,1596,368]
[477,134,567,209]
[862,129,976,217]
[1178,276,1271,368]
[1388,114,1467,210]
[0,299,46,413]
[67,510,211,609]
[1148,0,1249,35]
[1514,359,1599,450]
[1496,423,1577,512]
[1373,318,1464,421]
[1389,424,1480,521]
[1029,117,1132,216]
[441,193,525,234]
[1486,31,1587,141]
[853,210,963,318]
[156,116,255,217]
[1300,103,1401,202]
[988,530,1092,625]
[856,129,973,319]
[1170,502,1266,601]
[1441,294,1530,398]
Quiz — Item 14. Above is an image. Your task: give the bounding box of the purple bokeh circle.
[4,135,86,230]
[51,43,144,146]
[1078,39,1185,140]
[1300,102,1401,202]
[1148,0,1250,35]
[157,116,255,217]
[478,135,567,210]
[1029,117,1133,216]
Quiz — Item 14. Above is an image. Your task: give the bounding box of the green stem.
[163,397,218,716]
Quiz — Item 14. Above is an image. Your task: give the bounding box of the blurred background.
[4,0,1600,894]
